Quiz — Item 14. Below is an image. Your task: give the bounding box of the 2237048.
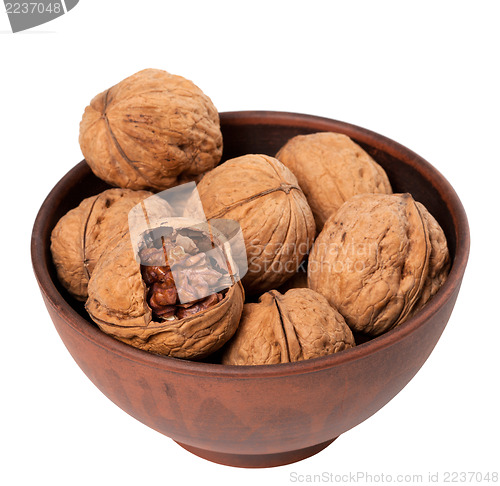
[443,471,499,483]
[5,2,62,14]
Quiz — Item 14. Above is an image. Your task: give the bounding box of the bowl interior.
[33,110,469,369]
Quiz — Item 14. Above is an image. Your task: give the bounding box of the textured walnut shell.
[195,154,316,294]
[221,288,355,365]
[85,221,244,359]
[308,193,450,336]
[50,188,155,301]
[409,202,451,317]
[79,69,222,191]
[276,132,392,230]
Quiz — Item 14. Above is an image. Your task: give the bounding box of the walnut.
[85,218,244,359]
[276,132,392,230]
[194,154,316,294]
[221,288,355,365]
[308,193,450,336]
[50,188,162,301]
[79,69,222,191]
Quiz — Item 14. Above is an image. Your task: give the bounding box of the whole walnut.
[221,288,355,365]
[194,154,316,294]
[308,193,450,336]
[85,218,244,359]
[276,132,392,230]
[51,188,164,301]
[79,69,222,191]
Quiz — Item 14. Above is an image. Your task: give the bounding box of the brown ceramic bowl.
[31,111,469,468]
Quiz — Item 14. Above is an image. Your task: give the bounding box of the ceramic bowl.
[31,111,470,468]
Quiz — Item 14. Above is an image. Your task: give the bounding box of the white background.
[1,1,498,485]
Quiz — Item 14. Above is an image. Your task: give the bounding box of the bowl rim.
[31,110,470,378]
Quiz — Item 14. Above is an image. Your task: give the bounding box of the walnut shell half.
[221,288,355,365]
[276,132,392,230]
[85,219,244,359]
[195,154,316,294]
[308,193,450,336]
[79,69,222,191]
[50,188,155,301]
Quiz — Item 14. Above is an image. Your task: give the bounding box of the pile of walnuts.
[51,68,450,365]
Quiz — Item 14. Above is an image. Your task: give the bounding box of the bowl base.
[174,437,337,468]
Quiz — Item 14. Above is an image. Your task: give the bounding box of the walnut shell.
[50,188,156,301]
[195,154,316,294]
[276,132,392,230]
[85,219,244,359]
[79,69,222,191]
[308,193,450,336]
[408,202,452,317]
[221,288,355,365]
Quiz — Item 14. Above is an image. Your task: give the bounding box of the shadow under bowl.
[31,111,470,468]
